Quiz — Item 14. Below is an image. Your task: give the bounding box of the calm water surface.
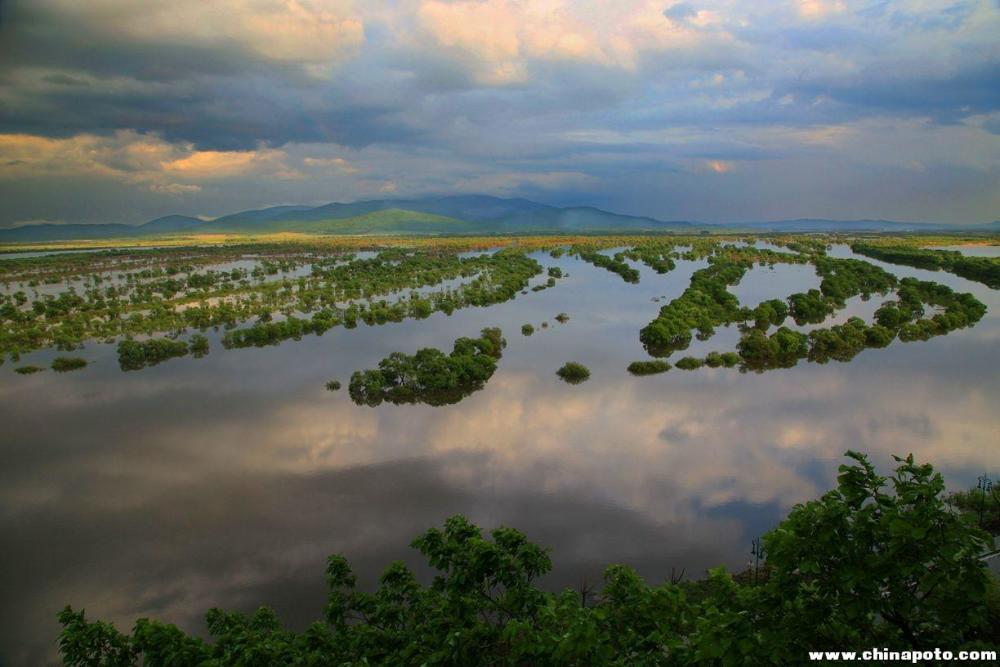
[2,245,998,664]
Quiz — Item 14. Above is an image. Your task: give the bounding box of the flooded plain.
[1,245,998,663]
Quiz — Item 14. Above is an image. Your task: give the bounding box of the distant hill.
[0,215,204,242]
[0,195,995,242]
[138,215,204,234]
[203,195,680,233]
[0,223,136,242]
[707,219,958,233]
[201,208,467,235]
[0,195,693,241]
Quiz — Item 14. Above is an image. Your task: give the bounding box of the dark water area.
[1,245,998,664]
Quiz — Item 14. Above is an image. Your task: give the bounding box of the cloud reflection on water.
[1,247,998,663]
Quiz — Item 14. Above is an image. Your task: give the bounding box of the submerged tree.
[188,334,210,358]
[556,361,590,383]
[51,356,87,372]
[117,338,190,371]
[627,359,671,376]
[348,328,506,407]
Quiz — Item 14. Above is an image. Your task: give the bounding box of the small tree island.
[556,361,591,384]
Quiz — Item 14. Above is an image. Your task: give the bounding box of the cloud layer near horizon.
[0,0,997,226]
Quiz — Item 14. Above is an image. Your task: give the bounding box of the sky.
[0,0,997,226]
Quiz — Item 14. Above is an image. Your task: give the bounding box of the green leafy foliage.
[622,242,678,274]
[630,241,985,375]
[948,483,1000,535]
[751,298,789,329]
[737,327,808,370]
[788,288,835,325]
[852,243,1000,289]
[555,361,590,383]
[627,359,671,375]
[349,328,505,406]
[51,356,87,372]
[57,453,998,665]
[674,356,705,370]
[762,451,995,655]
[0,246,541,361]
[639,259,747,355]
[117,338,190,371]
[573,247,640,283]
[221,251,541,349]
[701,351,721,368]
[188,334,210,358]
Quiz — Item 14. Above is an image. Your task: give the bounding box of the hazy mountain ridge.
[0,195,995,242]
[710,219,961,233]
[202,209,467,234]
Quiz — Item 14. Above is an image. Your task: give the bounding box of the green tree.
[56,452,998,665]
[188,334,210,358]
[555,361,590,384]
[51,356,87,372]
[762,451,993,655]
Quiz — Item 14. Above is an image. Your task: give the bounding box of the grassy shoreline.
[1,230,998,255]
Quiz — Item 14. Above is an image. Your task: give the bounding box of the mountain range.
[0,195,996,242]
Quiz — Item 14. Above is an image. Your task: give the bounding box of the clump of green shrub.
[556,361,590,383]
[189,334,210,358]
[573,247,639,283]
[15,365,44,375]
[51,357,87,372]
[852,243,1000,288]
[326,380,341,391]
[627,360,671,376]
[349,328,505,407]
[702,351,740,368]
[675,356,704,370]
[117,338,190,371]
[521,324,534,336]
[719,351,741,367]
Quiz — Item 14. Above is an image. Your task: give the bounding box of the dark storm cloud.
[0,2,419,150]
[0,0,413,150]
[0,0,996,224]
[0,75,423,150]
[781,62,1000,122]
[0,2,276,83]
